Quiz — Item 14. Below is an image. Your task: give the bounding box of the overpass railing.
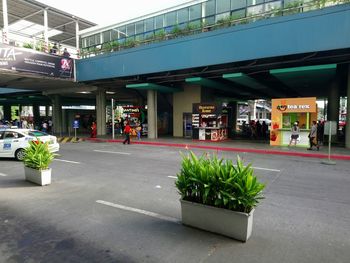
[80,0,350,59]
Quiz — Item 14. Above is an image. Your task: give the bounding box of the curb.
[84,138,350,161]
[57,137,84,143]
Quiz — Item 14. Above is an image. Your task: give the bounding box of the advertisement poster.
[199,128,205,140]
[0,43,74,79]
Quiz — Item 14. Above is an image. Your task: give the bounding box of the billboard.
[0,43,74,79]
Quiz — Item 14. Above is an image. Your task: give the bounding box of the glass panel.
[155,15,164,29]
[217,0,231,13]
[126,23,135,36]
[117,26,127,39]
[145,18,154,31]
[215,12,230,22]
[205,0,216,16]
[135,34,144,41]
[205,15,215,25]
[177,8,189,24]
[165,11,176,26]
[111,28,119,40]
[144,31,154,40]
[82,38,87,48]
[231,0,246,10]
[89,35,95,46]
[189,4,202,20]
[247,0,264,6]
[247,4,264,15]
[102,30,111,42]
[136,21,144,34]
[231,9,246,19]
[265,1,282,12]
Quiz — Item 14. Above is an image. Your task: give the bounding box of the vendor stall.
[192,103,229,141]
[270,97,317,147]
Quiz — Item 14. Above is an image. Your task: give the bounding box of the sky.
[36,0,193,27]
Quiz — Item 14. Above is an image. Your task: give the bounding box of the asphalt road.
[0,141,350,263]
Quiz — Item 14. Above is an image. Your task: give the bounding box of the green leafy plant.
[23,141,56,170]
[175,151,265,213]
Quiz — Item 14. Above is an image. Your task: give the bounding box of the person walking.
[308,121,319,150]
[136,122,142,140]
[288,122,300,146]
[91,121,97,138]
[123,122,131,144]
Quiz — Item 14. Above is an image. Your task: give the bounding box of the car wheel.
[15,148,26,161]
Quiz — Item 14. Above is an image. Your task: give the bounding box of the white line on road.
[94,150,131,155]
[250,166,281,172]
[96,200,180,224]
[54,159,81,164]
[167,176,177,179]
[0,173,7,177]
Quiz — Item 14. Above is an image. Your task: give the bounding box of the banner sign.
[0,43,74,79]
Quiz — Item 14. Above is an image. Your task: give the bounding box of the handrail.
[79,0,350,58]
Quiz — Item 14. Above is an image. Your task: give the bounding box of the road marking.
[0,173,7,177]
[96,200,180,224]
[167,176,177,179]
[250,166,280,172]
[54,159,81,164]
[94,150,131,155]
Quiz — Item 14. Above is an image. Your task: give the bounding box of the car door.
[0,131,6,157]
[2,131,25,157]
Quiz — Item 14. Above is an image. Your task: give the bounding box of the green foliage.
[154,29,166,40]
[175,151,265,213]
[23,43,33,49]
[23,141,56,170]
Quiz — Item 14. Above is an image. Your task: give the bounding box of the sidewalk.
[78,135,350,161]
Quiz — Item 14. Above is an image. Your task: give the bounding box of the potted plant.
[175,151,265,242]
[23,140,56,186]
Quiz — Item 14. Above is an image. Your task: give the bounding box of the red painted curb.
[84,138,350,161]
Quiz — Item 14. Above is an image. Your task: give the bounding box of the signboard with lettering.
[0,43,74,79]
[197,105,216,114]
[273,97,317,113]
[123,107,141,114]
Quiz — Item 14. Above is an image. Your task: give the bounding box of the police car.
[0,127,59,161]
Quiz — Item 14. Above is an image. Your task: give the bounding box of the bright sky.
[37,0,193,27]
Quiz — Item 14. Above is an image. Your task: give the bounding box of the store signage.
[123,107,140,113]
[0,43,74,79]
[277,104,311,111]
[198,105,216,114]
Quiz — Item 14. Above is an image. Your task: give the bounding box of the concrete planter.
[24,166,51,186]
[180,199,254,242]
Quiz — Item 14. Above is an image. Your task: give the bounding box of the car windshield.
[25,130,49,137]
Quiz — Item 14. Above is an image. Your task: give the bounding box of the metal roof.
[0,0,96,47]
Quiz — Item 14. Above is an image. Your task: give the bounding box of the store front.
[192,103,229,142]
[270,97,317,147]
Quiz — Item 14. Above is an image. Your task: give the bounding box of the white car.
[0,127,59,161]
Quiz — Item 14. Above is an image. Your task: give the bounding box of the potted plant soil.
[23,140,56,186]
[175,151,265,242]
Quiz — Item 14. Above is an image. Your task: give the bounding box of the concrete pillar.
[75,20,80,57]
[2,0,9,44]
[43,8,49,52]
[3,105,11,120]
[173,85,201,137]
[96,88,106,136]
[327,79,340,124]
[346,65,350,149]
[51,95,62,135]
[147,89,158,139]
[32,104,40,128]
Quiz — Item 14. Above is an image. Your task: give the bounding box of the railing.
[79,0,350,58]
[2,35,79,59]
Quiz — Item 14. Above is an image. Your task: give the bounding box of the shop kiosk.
[270,97,317,147]
[192,103,229,141]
